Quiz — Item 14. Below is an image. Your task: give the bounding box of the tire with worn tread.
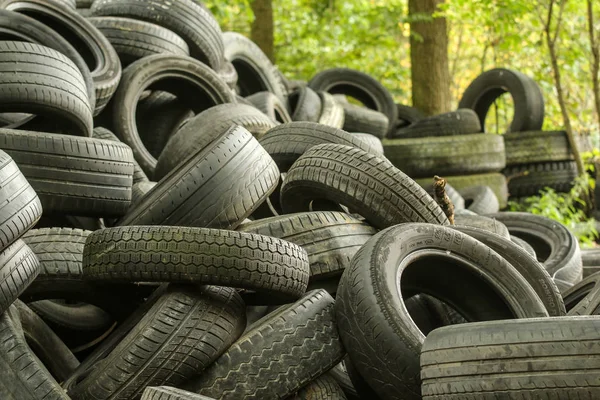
[391,109,481,139]
[504,130,574,165]
[562,272,600,315]
[341,102,389,138]
[454,214,509,238]
[352,133,383,155]
[290,375,348,400]
[318,91,345,129]
[504,161,577,197]
[0,240,40,315]
[289,86,322,122]
[245,91,292,123]
[458,185,499,214]
[142,387,215,400]
[92,126,148,184]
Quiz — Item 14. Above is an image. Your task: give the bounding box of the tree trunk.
[408,0,451,116]
[587,0,600,125]
[250,0,274,63]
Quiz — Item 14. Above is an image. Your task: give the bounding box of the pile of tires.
[0,1,596,399]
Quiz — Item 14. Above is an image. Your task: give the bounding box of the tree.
[250,0,274,62]
[409,0,451,116]
[587,0,600,125]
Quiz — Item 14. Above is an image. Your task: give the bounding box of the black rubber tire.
[308,68,397,135]
[382,133,506,178]
[56,0,76,9]
[0,128,134,217]
[68,285,246,400]
[0,150,42,252]
[0,305,68,400]
[258,122,378,173]
[120,126,279,230]
[458,185,500,214]
[289,86,322,122]
[415,173,508,209]
[0,9,95,112]
[0,41,93,136]
[238,212,377,281]
[29,301,111,332]
[89,17,190,66]
[335,223,548,399]
[83,226,310,299]
[155,103,277,179]
[420,317,600,399]
[394,103,425,129]
[391,109,481,139]
[454,225,565,316]
[454,214,510,238]
[142,387,215,400]
[281,144,450,229]
[135,91,194,161]
[110,54,236,176]
[489,212,583,283]
[352,133,384,155]
[504,161,577,197]
[504,130,574,165]
[245,91,292,123]
[341,102,389,138]
[131,181,156,205]
[0,0,122,115]
[458,68,545,132]
[183,289,345,400]
[562,272,600,315]
[582,248,600,266]
[223,31,287,102]
[92,126,148,184]
[91,0,224,70]
[318,91,345,129]
[510,235,537,259]
[290,375,348,400]
[75,0,92,7]
[14,299,79,383]
[0,240,40,315]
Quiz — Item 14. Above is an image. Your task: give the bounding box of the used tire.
[563,272,600,315]
[510,235,537,259]
[0,240,40,315]
[308,68,397,134]
[91,0,224,70]
[155,103,277,179]
[421,317,600,399]
[352,133,384,155]
[289,86,322,122]
[394,103,424,129]
[504,130,574,165]
[335,223,548,399]
[0,128,134,217]
[184,289,345,400]
[504,161,577,197]
[120,126,279,230]
[83,226,310,300]
[111,54,236,176]
[281,144,450,229]
[142,387,215,400]
[290,375,348,400]
[458,185,500,214]
[454,214,510,238]
[341,102,389,138]
[0,150,42,252]
[318,91,345,129]
[391,109,481,139]
[382,133,506,178]
[92,126,148,184]
[489,212,583,283]
[582,249,600,278]
[458,68,544,132]
[89,17,190,66]
[245,91,292,123]
[0,41,93,136]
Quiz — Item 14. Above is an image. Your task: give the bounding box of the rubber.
[223,31,287,102]
[184,289,345,400]
[458,68,545,132]
[563,272,600,315]
[0,128,134,217]
[281,144,450,229]
[131,181,156,205]
[504,161,577,197]
[238,212,376,280]
[504,130,575,165]
[29,300,112,332]
[454,214,510,238]
[69,285,245,400]
[510,235,537,259]
[92,126,148,184]
[91,0,224,70]
[394,103,425,129]
[308,68,397,134]
[258,122,378,172]
[391,109,481,138]
[245,91,292,123]
[290,375,348,400]
[382,133,506,178]
[83,225,310,299]
[335,223,548,399]
[489,212,583,283]
[420,317,600,399]
[458,185,500,214]
[0,41,92,136]
[0,240,40,317]
[120,126,280,230]
[155,103,277,179]
[142,386,215,400]
[0,150,42,252]
[110,54,236,176]
[289,86,322,122]
[352,133,384,155]
[318,91,345,129]
[341,102,389,138]
[89,17,190,66]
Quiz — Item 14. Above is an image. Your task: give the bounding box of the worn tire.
[83,226,310,299]
[335,223,548,399]
[155,103,277,179]
[318,91,345,129]
[454,214,510,238]
[504,161,577,197]
[382,133,506,178]
[184,289,345,400]
[421,317,600,399]
[458,68,544,132]
[142,387,215,400]
[0,240,40,315]
[394,103,425,129]
[289,86,322,122]
[458,185,500,214]
[0,128,134,217]
[504,130,574,165]
[120,126,279,230]
[562,272,600,315]
[391,109,481,139]
[281,144,449,229]
[245,91,292,123]
[352,133,384,155]
[510,235,537,259]
[130,181,156,205]
[290,375,348,400]
[92,126,148,184]
[341,102,389,138]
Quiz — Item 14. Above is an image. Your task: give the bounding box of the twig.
[433,175,455,225]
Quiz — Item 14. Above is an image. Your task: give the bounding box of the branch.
[551,0,567,47]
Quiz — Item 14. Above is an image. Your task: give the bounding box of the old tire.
[391,109,481,138]
[458,185,500,214]
[504,161,577,197]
